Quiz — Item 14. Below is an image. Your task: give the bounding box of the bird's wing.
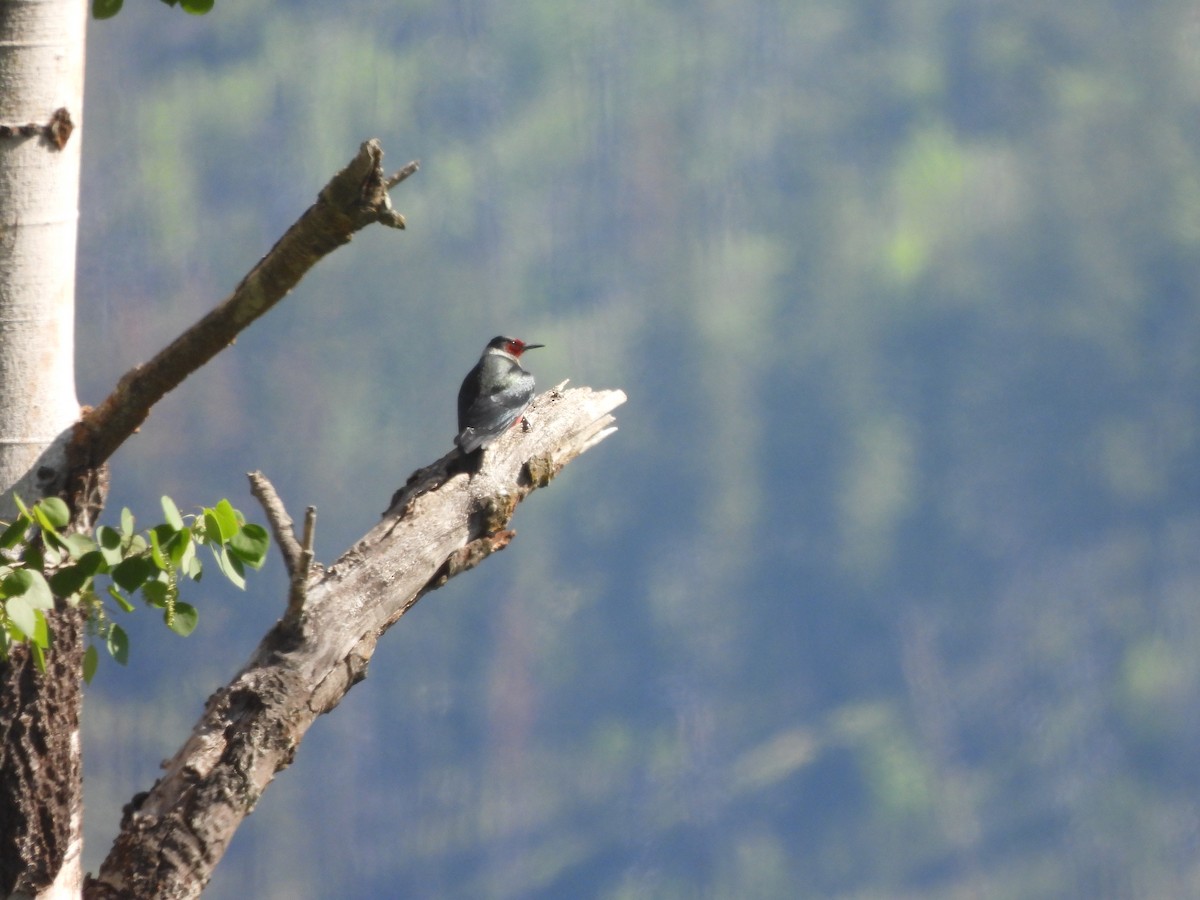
[459,390,524,433]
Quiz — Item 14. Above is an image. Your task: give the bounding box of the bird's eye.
[505,340,522,354]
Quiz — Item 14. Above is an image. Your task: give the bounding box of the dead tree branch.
[68,141,415,475]
[247,470,317,623]
[83,384,626,900]
[247,471,303,573]
[287,505,317,621]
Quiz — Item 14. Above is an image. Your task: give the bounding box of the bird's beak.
[523,343,546,351]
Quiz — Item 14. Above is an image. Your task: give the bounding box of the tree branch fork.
[56,138,627,898]
[85,383,625,899]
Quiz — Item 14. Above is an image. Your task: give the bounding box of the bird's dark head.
[487,335,545,357]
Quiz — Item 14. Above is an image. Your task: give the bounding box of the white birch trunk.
[0,0,85,516]
[0,2,86,898]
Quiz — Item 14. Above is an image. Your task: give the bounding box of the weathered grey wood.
[84,383,625,900]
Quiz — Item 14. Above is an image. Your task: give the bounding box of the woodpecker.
[455,336,545,454]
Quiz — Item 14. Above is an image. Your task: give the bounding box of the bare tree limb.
[386,159,420,189]
[248,471,319,624]
[247,470,303,573]
[68,140,415,475]
[83,384,626,900]
[287,506,317,621]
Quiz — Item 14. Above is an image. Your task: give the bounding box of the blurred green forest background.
[76,0,1200,897]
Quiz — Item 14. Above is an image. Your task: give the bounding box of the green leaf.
[161,495,185,532]
[107,623,129,665]
[2,569,32,597]
[159,525,186,564]
[214,547,245,589]
[0,519,27,550]
[6,596,35,640]
[37,497,70,529]
[180,0,214,14]
[142,579,171,608]
[0,569,52,610]
[149,528,167,571]
[30,608,50,648]
[23,544,43,572]
[83,644,99,683]
[107,585,135,614]
[31,641,45,673]
[229,524,270,570]
[166,601,198,636]
[13,496,30,518]
[76,549,106,577]
[23,570,54,611]
[202,511,220,544]
[120,507,134,538]
[96,524,122,548]
[210,500,239,544]
[111,556,156,592]
[93,0,124,18]
[176,533,197,575]
[96,525,123,565]
[50,565,89,599]
[33,508,60,540]
[63,533,97,559]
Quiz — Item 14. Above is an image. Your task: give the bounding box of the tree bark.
[0,1,87,897]
[0,611,85,900]
[0,0,84,513]
[84,384,625,899]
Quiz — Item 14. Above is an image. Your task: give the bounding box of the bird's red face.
[505,338,545,357]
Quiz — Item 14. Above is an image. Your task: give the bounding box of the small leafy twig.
[0,495,270,682]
